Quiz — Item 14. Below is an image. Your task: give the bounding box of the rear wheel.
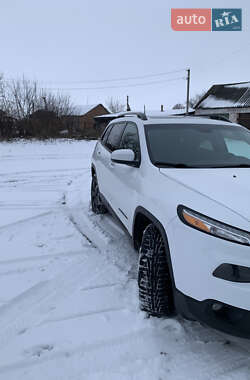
[138,224,175,317]
[91,174,107,214]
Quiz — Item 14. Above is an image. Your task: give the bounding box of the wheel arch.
[133,206,176,289]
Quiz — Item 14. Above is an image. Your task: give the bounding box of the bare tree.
[105,97,125,113]
[38,91,74,117]
[0,75,75,139]
[5,78,74,120]
[0,74,13,115]
[7,77,39,119]
[189,91,206,108]
[0,75,15,138]
[0,76,73,119]
[172,91,206,111]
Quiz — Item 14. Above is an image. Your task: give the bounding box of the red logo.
[171,9,211,31]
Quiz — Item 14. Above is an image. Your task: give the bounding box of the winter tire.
[138,223,175,317]
[91,174,107,214]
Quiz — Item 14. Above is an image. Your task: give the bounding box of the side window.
[105,122,126,152]
[101,124,112,144]
[225,138,250,159]
[120,122,140,161]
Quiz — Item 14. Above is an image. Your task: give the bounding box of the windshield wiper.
[153,162,194,168]
[210,164,250,168]
[154,162,250,169]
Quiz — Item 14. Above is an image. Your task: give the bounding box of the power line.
[41,68,186,84]
[5,68,186,85]
[46,76,186,91]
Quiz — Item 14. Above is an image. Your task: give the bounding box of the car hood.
[160,168,250,222]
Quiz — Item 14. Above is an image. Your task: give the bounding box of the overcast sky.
[0,0,249,111]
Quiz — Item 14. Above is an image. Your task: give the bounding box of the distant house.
[69,104,110,138]
[194,81,250,129]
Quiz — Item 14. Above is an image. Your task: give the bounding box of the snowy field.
[1,140,250,380]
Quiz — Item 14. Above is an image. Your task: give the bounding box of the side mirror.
[111,149,137,166]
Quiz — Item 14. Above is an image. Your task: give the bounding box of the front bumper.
[175,290,250,339]
[168,217,250,311]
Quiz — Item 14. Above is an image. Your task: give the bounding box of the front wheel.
[91,174,107,214]
[138,224,175,317]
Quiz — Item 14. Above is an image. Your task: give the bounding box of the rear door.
[95,121,126,204]
[109,121,141,228]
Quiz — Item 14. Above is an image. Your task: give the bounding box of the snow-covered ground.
[1,139,250,380]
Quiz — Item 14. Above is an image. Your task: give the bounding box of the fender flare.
[133,206,176,289]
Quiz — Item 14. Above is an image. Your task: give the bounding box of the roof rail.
[189,114,232,123]
[117,111,147,121]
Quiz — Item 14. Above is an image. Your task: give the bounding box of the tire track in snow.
[0,249,92,277]
[41,306,126,325]
[0,326,155,376]
[66,202,137,276]
[80,282,119,292]
[0,249,90,266]
[0,167,87,179]
[4,320,238,380]
[0,211,53,230]
[0,251,124,351]
[68,210,112,249]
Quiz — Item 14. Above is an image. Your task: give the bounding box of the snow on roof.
[195,81,250,109]
[200,96,235,108]
[73,104,100,116]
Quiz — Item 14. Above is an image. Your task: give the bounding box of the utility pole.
[186,68,190,114]
[126,95,131,111]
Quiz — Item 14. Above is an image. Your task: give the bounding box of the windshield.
[145,123,250,168]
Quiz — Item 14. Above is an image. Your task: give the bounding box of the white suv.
[91,112,250,338]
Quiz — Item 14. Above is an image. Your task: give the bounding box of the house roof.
[195,81,250,110]
[73,104,102,116]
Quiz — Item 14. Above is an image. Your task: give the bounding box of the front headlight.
[177,205,250,246]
